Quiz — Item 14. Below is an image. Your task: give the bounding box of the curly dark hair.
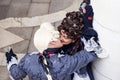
[58,11,84,55]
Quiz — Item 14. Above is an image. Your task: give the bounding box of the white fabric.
[34,22,59,53]
[81,37,108,58]
[7,56,18,70]
[29,51,39,55]
[9,75,15,80]
[73,72,90,80]
[81,37,99,52]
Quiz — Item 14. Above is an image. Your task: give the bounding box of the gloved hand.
[81,37,106,58]
[83,5,94,28]
[5,47,18,70]
[81,36,102,53]
[79,0,90,13]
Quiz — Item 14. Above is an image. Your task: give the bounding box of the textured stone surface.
[0,66,11,80]
[7,3,30,17]
[54,21,62,29]
[0,0,11,5]
[0,5,9,20]
[11,40,30,53]
[0,28,24,49]
[0,53,4,65]
[28,3,49,17]
[49,0,73,13]
[6,27,33,40]
[28,26,39,53]
[32,0,51,3]
[11,0,31,3]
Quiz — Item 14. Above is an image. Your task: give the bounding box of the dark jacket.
[83,5,94,28]
[79,2,98,80]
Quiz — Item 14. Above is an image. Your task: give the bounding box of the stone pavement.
[0,0,82,79]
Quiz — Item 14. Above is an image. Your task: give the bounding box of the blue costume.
[5,47,97,80]
[5,24,101,80]
[5,4,103,79]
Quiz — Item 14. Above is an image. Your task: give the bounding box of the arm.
[45,50,97,78]
[83,5,94,28]
[5,48,27,79]
[9,64,27,80]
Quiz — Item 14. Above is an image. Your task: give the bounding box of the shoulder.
[18,52,40,68]
[19,52,39,63]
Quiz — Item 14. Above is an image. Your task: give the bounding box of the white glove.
[81,37,103,55]
[5,47,18,70]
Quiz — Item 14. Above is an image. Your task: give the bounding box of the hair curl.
[58,11,84,55]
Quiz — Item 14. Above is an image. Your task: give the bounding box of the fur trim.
[96,48,109,58]
[29,52,39,55]
[7,56,18,71]
[81,37,108,58]
[73,72,90,80]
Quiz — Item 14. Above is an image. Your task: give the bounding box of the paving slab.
[0,40,30,53]
[6,27,33,40]
[49,0,73,13]
[0,0,11,6]
[0,66,11,80]
[0,28,24,49]
[10,40,30,53]
[54,21,62,29]
[7,3,30,17]
[11,0,31,3]
[28,3,49,17]
[28,26,39,53]
[0,5,9,20]
[32,0,51,3]
[0,53,4,65]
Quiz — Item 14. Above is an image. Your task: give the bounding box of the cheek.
[62,39,72,45]
[48,42,56,48]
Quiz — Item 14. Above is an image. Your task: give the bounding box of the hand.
[4,47,18,70]
[81,37,100,52]
[82,8,86,13]
[79,2,87,14]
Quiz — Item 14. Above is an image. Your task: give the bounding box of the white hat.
[34,22,59,53]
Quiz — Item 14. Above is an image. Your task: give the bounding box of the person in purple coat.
[5,12,102,80]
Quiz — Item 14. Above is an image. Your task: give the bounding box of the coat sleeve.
[9,54,27,80]
[46,50,97,78]
[83,5,94,28]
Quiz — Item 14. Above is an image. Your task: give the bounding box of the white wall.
[91,0,120,80]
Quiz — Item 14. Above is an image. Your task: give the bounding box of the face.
[48,38,63,48]
[59,30,74,45]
